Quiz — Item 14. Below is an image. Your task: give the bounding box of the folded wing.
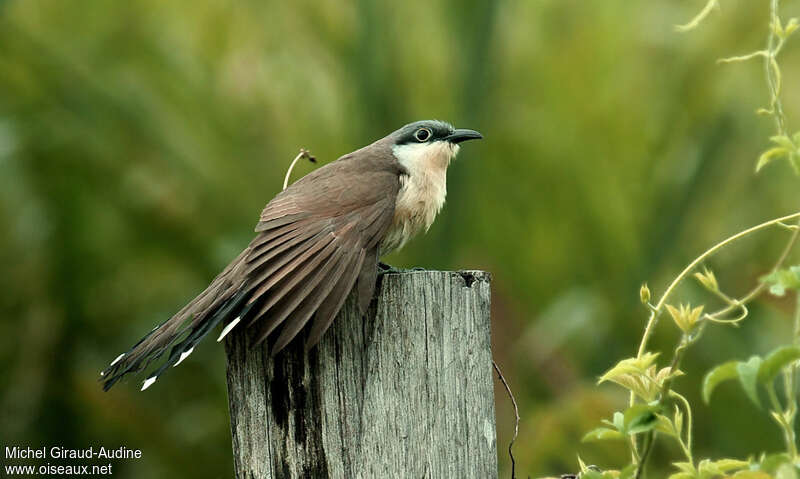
[239,157,400,354]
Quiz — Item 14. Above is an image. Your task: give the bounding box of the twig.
[704,217,800,321]
[635,211,800,361]
[493,359,519,479]
[765,0,787,136]
[675,0,720,32]
[282,148,316,191]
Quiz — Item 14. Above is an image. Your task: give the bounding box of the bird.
[100,120,483,391]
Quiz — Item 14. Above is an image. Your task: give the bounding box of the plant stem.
[703,219,800,322]
[637,213,800,358]
[629,213,800,468]
[669,390,694,463]
[634,212,800,366]
[634,431,655,479]
[765,0,787,137]
[767,381,798,460]
[635,330,701,479]
[782,293,800,461]
[630,1,799,476]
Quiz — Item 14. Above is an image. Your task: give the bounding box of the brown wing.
[239,155,400,355]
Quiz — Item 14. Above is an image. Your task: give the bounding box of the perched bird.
[101,120,482,391]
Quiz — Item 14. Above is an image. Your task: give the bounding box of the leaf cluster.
[761,267,800,297]
[757,135,800,175]
[702,346,800,407]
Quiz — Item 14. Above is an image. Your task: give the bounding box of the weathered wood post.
[224,270,497,478]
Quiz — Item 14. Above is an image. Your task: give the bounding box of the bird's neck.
[381,142,458,254]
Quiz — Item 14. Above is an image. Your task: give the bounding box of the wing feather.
[244,227,333,293]
[253,245,352,347]
[238,157,400,352]
[248,217,317,250]
[356,247,379,313]
[303,247,366,351]
[248,231,341,318]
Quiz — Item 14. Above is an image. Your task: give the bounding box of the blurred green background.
[2,0,800,477]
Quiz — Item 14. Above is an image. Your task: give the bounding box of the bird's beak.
[444,128,483,144]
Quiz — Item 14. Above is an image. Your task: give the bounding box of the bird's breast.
[381,169,447,254]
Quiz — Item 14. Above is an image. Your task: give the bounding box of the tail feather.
[140,291,251,387]
[101,252,250,391]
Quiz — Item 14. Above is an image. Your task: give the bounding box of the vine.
[563,2,800,478]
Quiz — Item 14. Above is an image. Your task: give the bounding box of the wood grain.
[225,270,497,478]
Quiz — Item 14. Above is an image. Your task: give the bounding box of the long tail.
[100,251,252,391]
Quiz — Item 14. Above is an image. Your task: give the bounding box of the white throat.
[381,141,460,254]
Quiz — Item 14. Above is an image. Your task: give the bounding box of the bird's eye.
[414,128,432,142]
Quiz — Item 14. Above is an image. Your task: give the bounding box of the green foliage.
[756,135,800,174]
[667,304,705,334]
[599,353,682,402]
[760,347,800,384]
[576,458,636,479]
[737,356,765,408]
[669,458,751,479]
[694,268,719,293]
[701,360,739,404]
[581,467,635,479]
[623,404,661,435]
[702,346,800,407]
[583,404,662,443]
[761,266,800,297]
[571,1,800,476]
[583,427,625,443]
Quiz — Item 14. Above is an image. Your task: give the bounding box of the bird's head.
[390,120,483,171]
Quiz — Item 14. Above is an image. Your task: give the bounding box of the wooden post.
[224,270,497,478]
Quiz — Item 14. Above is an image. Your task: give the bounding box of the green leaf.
[771,135,797,150]
[760,268,800,297]
[598,353,660,384]
[655,414,678,438]
[673,405,683,437]
[698,458,723,476]
[696,458,750,477]
[790,154,800,175]
[672,461,696,475]
[758,345,800,385]
[577,454,588,472]
[613,411,625,432]
[737,356,763,408]
[705,458,750,473]
[702,360,739,403]
[582,471,621,479]
[582,427,625,442]
[776,463,799,479]
[624,404,660,435]
[732,472,771,479]
[786,18,800,36]
[666,303,704,333]
[581,472,611,479]
[760,453,793,474]
[619,464,636,479]
[757,146,790,172]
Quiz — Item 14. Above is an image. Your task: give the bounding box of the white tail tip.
[141,377,157,391]
[174,347,194,367]
[217,316,241,342]
[110,353,125,367]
